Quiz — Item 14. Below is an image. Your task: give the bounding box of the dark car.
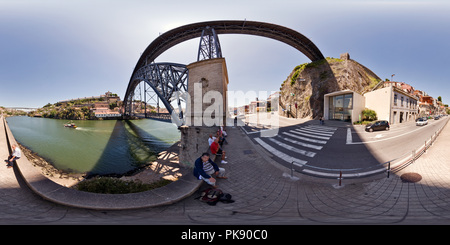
[365,120,390,132]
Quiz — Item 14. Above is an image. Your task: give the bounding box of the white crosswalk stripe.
[290,129,331,140]
[297,127,334,136]
[279,134,324,150]
[253,124,337,167]
[282,132,327,145]
[254,138,307,166]
[268,138,316,157]
[304,125,337,131]
[295,128,334,137]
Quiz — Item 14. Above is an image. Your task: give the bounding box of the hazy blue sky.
[1,0,449,108]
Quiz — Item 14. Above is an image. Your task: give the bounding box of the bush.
[353,120,373,125]
[362,109,377,121]
[290,69,301,85]
[76,177,172,194]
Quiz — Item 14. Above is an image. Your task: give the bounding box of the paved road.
[3,115,450,225]
[351,117,449,163]
[242,114,449,177]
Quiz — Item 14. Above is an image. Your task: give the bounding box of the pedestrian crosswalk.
[253,124,337,168]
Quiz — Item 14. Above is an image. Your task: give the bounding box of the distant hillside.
[29,91,122,120]
[279,53,382,119]
[0,106,27,117]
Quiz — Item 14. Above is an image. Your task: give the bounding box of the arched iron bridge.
[123,20,325,123]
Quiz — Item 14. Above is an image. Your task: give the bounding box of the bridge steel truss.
[197,26,222,61]
[124,20,325,120]
[124,62,188,123]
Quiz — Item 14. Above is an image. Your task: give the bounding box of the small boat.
[64,121,77,128]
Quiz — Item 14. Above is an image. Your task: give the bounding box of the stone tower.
[178,58,229,167]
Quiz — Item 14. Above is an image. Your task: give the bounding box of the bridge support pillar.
[179,58,229,167]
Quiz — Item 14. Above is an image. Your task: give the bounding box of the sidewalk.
[0,116,23,193]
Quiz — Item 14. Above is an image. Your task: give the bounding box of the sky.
[1,0,450,108]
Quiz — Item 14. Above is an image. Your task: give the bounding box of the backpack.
[198,188,234,205]
[219,193,234,203]
[200,188,223,206]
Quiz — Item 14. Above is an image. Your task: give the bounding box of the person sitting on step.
[210,137,227,164]
[193,152,227,188]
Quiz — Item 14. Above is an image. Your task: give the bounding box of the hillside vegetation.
[279,54,381,119]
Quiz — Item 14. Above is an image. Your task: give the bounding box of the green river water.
[6,116,180,175]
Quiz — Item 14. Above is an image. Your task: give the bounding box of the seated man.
[208,134,216,146]
[215,130,227,146]
[6,144,21,168]
[220,125,227,137]
[210,138,227,164]
[193,153,227,187]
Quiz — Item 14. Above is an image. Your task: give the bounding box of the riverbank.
[18,143,83,187]
[18,141,187,188]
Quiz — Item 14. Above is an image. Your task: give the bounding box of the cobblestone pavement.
[2,117,450,225]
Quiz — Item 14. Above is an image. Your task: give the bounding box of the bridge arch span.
[133,20,324,74]
[124,20,325,119]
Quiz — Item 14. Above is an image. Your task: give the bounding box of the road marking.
[302,168,386,178]
[296,128,334,137]
[346,128,352,144]
[239,126,275,135]
[291,129,331,140]
[277,135,323,150]
[306,125,338,131]
[268,137,316,157]
[282,132,327,144]
[254,138,307,166]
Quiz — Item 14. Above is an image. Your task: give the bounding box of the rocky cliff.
[279,53,382,119]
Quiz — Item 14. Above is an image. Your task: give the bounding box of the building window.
[394,94,397,106]
[344,94,353,109]
[328,93,353,122]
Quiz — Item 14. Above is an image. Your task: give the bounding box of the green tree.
[81,106,91,119]
[362,108,377,121]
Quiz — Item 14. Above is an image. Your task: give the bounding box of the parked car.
[365,120,390,132]
[416,117,428,126]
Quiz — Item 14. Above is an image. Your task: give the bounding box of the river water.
[6,116,180,175]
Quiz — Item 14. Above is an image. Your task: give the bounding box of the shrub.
[362,109,377,121]
[353,120,373,125]
[76,177,172,194]
[290,69,301,85]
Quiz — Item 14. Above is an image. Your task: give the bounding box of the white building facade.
[364,85,418,124]
[324,85,419,125]
[324,90,366,123]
